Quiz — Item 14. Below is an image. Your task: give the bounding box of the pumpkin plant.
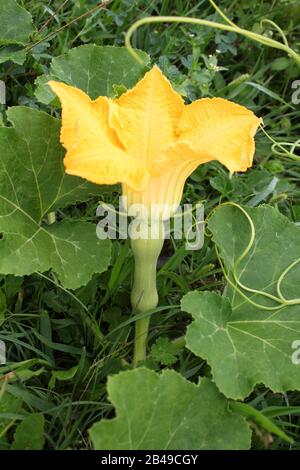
[48,66,261,365]
[1,0,300,451]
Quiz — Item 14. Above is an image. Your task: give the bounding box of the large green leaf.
[0,106,111,288]
[89,368,251,450]
[0,45,27,65]
[182,205,300,399]
[0,392,23,434]
[35,45,150,104]
[11,414,45,450]
[0,0,34,46]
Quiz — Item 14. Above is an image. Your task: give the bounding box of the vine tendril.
[210,0,290,51]
[125,10,300,66]
[207,202,300,310]
[260,127,300,162]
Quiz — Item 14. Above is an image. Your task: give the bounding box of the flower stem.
[130,220,164,366]
[134,316,150,366]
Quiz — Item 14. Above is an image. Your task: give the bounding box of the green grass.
[1,0,300,450]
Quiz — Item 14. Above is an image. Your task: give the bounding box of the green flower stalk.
[130,220,165,365]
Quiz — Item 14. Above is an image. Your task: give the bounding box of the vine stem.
[125,16,300,66]
[134,316,151,367]
[130,220,165,366]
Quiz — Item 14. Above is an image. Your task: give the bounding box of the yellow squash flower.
[49,65,262,365]
[49,66,261,220]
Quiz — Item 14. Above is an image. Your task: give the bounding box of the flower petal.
[158,141,212,172]
[123,159,201,220]
[177,97,262,173]
[109,66,185,170]
[48,81,148,190]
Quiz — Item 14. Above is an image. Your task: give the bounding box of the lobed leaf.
[89,368,251,450]
[35,45,150,104]
[0,0,34,46]
[0,107,111,288]
[182,205,300,399]
[11,414,45,450]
